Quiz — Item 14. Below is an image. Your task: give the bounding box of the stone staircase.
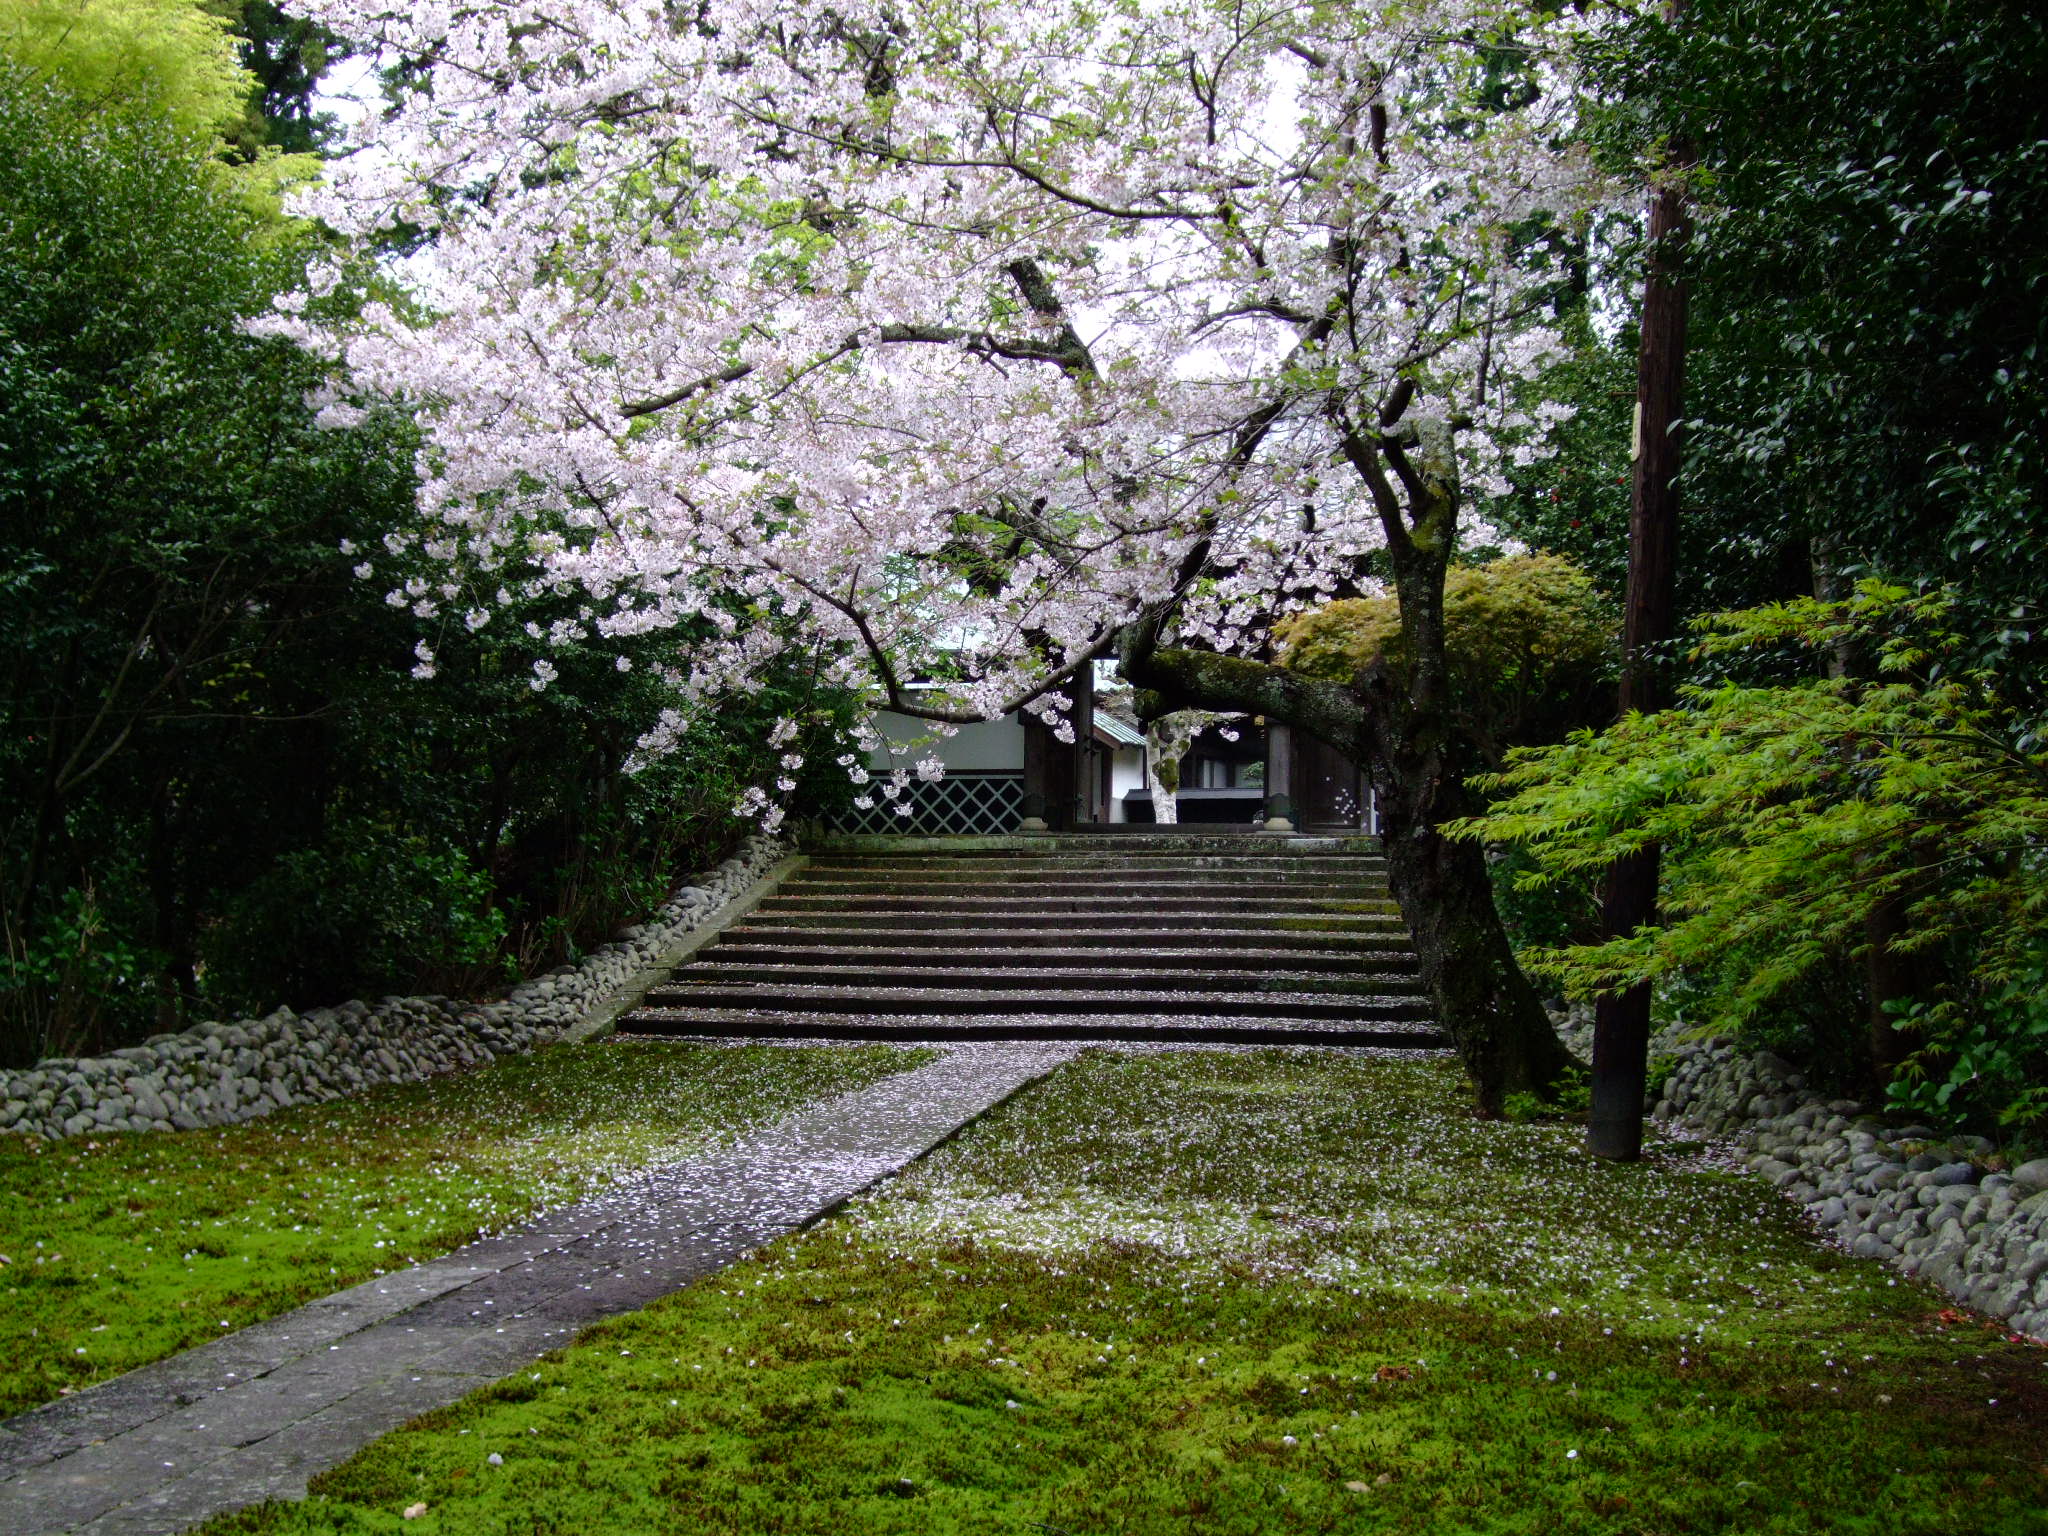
[616,834,1446,1046]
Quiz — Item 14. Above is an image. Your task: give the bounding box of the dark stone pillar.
[1019,717,1050,832]
[1262,721,1296,832]
[1019,670,1094,831]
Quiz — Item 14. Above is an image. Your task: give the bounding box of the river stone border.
[1598,1022,2048,1343]
[0,835,790,1144]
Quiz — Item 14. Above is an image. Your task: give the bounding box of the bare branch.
[769,560,1118,724]
[619,361,756,419]
[1330,408,1410,555]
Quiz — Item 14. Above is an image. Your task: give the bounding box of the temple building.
[827,667,1372,836]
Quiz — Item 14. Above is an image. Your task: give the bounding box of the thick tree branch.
[1119,615,1369,759]
[621,320,1091,419]
[1331,411,1410,554]
[728,104,1238,222]
[769,559,1117,725]
[618,361,756,419]
[1003,257,1098,377]
[873,626,1122,725]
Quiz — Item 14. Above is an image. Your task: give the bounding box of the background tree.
[1591,0,2048,649]
[1465,586,2048,1137]
[222,0,349,156]
[1460,0,2048,1131]
[0,2,855,1066]
[1274,554,1615,770]
[1137,711,1232,829]
[0,0,317,212]
[270,0,1611,1109]
[1586,0,1692,1164]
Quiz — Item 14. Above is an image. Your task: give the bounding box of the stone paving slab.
[0,1042,1075,1535]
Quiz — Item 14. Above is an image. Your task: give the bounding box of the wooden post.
[1071,664,1096,827]
[1018,717,1050,831]
[1589,78,1693,1163]
[1262,721,1296,832]
[1019,672,1090,832]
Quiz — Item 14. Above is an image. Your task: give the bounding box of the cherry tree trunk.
[1119,642,1573,1113]
[1353,551,1578,1113]
[1370,761,1577,1112]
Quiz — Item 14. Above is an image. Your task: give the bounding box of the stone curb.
[1636,1031,2048,1343]
[0,836,792,1144]
[563,850,809,1042]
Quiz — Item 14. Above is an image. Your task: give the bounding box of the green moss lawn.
[198,1048,2048,1535]
[0,1040,933,1416]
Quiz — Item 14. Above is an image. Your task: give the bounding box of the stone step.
[754,893,1402,916]
[615,1010,1447,1048]
[805,856,1391,875]
[781,876,1389,900]
[792,867,1391,888]
[657,963,1428,996]
[807,833,1380,855]
[715,925,1413,953]
[623,984,1432,1021]
[705,941,1419,973]
[608,838,1433,1049]
[733,911,1410,934]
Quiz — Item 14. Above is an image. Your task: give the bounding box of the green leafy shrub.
[1487,843,1603,957]
[1501,1065,1590,1123]
[1276,553,1616,767]
[1884,936,2048,1139]
[1,886,161,1060]
[201,828,508,1012]
[1458,583,2048,1125]
[0,47,867,1062]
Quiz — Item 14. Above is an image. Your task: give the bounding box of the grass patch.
[205,1049,2048,1533]
[0,1039,932,1416]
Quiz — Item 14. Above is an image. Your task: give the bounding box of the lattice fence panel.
[826,773,1024,835]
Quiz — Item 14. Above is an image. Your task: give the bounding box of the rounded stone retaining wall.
[0,836,788,1143]
[1645,1034,2048,1343]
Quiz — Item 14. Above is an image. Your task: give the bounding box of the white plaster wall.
[1107,744,1146,822]
[867,710,1025,772]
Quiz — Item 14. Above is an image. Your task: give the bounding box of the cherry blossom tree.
[269,0,1601,1106]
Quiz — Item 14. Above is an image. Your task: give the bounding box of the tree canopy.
[266,0,1599,742]
[0,0,319,215]
[249,0,1622,1106]
[1276,553,1614,766]
[0,1,859,1067]
[1591,0,2048,649]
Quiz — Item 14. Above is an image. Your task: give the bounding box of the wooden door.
[1292,736,1368,832]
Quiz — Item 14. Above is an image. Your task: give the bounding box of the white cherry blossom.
[274,0,1610,804]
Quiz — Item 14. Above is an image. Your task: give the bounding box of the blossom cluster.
[268,0,1612,816]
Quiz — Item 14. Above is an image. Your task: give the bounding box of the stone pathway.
[0,1043,1075,1535]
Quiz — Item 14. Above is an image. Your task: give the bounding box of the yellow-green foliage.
[1275,553,1614,761]
[1,0,242,140]
[0,0,315,219]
